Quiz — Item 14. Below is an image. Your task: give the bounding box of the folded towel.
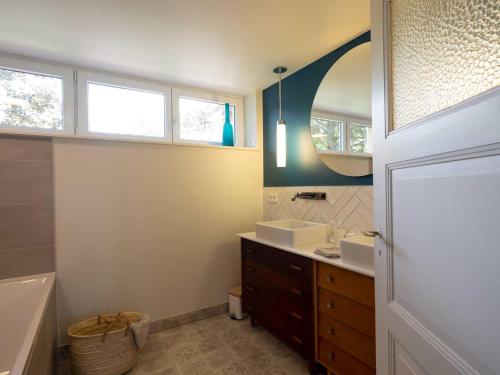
[314,247,341,258]
[131,313,150,350]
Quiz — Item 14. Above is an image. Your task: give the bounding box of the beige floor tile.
[58,314,314,375]
[204,347,236,369]
[216,359,252,375]
[179,356,217,375]
[169,342,203,364]
[228,337,264,359]
[240,350,274,373]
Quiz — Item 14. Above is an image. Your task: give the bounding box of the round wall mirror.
[310,42,372,177]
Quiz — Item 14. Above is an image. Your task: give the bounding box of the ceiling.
[0,0,370,95]
[313,42,372,119]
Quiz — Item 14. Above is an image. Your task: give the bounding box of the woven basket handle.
[98,313,132,342]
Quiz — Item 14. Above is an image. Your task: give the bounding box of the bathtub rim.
[1,272,56,375]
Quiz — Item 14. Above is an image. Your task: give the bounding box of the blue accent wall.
[263,31,373,187]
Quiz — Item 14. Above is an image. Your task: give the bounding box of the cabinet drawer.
[242,281,312,335]
[318,288,375,338]
[317,262,374,308]
[319,338,375,375]
[243,292,313,360]
[318,313,375,367]
[241,239,312,285]
[243,258,313,312]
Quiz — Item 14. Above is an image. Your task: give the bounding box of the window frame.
[77,70,172,142]
[172,87,244,147]
[0,54,252,149]
[0,55,75,136]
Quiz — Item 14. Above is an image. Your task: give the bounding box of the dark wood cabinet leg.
[309,362,326,375]
[250,316,258,327]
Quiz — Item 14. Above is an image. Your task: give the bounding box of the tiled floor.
[58,313,310,374]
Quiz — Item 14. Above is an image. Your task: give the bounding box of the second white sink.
[340,234,375,271]
[255,219,329,247]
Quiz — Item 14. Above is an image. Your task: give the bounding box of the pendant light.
[274,66,287,167]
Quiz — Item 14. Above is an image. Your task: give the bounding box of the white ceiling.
[313,42,372,119]
[0,0,370,95]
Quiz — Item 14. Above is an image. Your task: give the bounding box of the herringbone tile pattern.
[263,186,373,233]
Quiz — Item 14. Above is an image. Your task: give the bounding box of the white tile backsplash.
[263,186,373,233]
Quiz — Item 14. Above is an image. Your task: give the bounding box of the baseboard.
[149,302,229,334]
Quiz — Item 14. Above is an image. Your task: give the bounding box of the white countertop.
[238,232,375,278]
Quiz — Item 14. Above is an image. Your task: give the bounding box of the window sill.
[318,151,372,158]
[0,128,260,151]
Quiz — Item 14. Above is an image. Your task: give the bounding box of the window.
[0,55,250,148]
[172,88,244,146]
[87,83,165,138]
[77,71,171,141]
[311,117,343,152]
[178,97,235,143]
[348,122,372,154]
[311,111,372,156]
[0,56,74,135]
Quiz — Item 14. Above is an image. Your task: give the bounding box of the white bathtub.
[0,273,56,375]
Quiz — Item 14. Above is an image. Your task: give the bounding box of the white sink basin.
[340,234,375,271]
[255,219,329,247]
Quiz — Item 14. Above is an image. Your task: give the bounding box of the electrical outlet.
[267,193,279,203]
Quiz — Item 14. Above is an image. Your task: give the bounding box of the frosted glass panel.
[390,0,500,129]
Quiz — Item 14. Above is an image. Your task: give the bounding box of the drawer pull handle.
[326,301,335,309]
[245,266,255,272]
[289,264,303,271]
[327,327,335,335]
[290,312,303,320]
[290,287,303,296]
[244,248,255,254]
[292,336,303,345]
[246,286,255,292]
[327,351,335,361]
[326,274,334,282]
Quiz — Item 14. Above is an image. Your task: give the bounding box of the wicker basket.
[68,312,143,375]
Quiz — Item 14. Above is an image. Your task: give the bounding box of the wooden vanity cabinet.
[316,261,376,375]
[241,239,315,364]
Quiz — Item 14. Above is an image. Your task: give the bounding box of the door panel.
[391,154,500,369]
[371,1,500,374]
[394,339,426,375]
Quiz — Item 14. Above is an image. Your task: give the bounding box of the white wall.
[54,139,262,343]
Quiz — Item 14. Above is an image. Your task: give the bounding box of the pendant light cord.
[278,70,282,121]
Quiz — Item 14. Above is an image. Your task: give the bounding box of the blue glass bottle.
[222,103,234,146]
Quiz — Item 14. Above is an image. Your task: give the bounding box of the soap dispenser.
[332,221,346,247]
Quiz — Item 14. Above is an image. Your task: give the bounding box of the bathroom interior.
[0,1,499,375]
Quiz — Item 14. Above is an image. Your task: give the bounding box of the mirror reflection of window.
[348,122,372,154]
[311,116,343,152]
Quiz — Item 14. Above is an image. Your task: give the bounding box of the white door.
[372,1,500,374]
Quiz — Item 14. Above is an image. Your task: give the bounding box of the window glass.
[88,82,165,138]
[348,123,373,153]
[310,117,343,152]
[0,68,63,129]
[178,97,235,143]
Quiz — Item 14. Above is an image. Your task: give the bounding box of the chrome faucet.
[291,192,326,201]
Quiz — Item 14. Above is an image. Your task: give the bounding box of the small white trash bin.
[229,287,247,320]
